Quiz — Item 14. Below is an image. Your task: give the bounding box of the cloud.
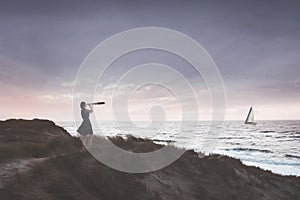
[1,0,300,120]
[61,81,75,88]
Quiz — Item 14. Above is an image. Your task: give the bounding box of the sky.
[0,0,300,121]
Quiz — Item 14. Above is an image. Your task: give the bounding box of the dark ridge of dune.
[0,119,299,200]
[0,119,82,163]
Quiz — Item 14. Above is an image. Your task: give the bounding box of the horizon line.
[1,118,299,122]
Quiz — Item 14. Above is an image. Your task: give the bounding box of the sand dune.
[0,119,299,200]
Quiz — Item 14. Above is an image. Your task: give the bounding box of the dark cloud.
[0,0,299,119]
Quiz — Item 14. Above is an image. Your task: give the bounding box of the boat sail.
[245,106,257,125]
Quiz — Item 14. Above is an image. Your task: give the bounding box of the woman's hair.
[80,101,86,109]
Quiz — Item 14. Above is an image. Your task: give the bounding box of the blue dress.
[77,109,93,136]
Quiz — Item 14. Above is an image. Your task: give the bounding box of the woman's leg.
[88,134,93,147]
[81,136,87,147]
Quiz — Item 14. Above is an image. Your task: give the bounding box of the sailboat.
[245,106,257,125]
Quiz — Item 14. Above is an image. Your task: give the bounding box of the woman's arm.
[86,105,93,113]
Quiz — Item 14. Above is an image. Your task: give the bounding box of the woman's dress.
[77,109,93,136]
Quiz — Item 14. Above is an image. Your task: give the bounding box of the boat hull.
[245,122,257,125]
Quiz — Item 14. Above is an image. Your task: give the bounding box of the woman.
[77,101,93,148]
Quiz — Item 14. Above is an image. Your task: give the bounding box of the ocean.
[57,120,300,176]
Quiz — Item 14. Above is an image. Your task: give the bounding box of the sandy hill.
[0,119,299,200]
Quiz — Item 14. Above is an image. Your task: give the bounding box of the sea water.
[57,120,300,176]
